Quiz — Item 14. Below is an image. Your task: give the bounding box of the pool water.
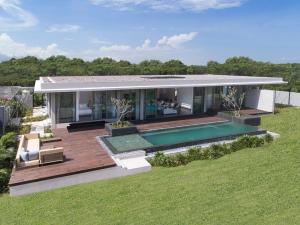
[105,134,153,152]
[103,122,260,153]
[142,122,258,146]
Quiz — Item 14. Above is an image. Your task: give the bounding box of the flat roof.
[34,74,286,93]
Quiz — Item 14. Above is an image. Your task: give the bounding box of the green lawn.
[1,108,300,225]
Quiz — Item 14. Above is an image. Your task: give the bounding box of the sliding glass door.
[144,89,157,119]
[93,91,107,120]
[55,92,76,123]
[92,91,117,120]
[193,87,205,114]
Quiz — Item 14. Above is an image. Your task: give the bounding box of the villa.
[8,74,285,196]
[34,74,285,127]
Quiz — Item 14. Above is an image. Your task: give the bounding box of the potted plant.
[218,87,261,126]
[105,98,138,136]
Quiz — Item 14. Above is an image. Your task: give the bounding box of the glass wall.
[193,87,205,114]
[212,86,223,109]
[92,91,117,120]
[93,91,107,120]
[144,89,157,119]
[119,90,140,120]
[55,92,76,123]
[92,90,141,121]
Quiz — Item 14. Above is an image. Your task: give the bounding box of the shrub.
[33,93,44,107]
[23,115,48,123]
[233,135,265,149]
[230,140,245,152]
[44,126,52,133]
[187,147,202,161]
[173,153,190,166]
[211,144,231,154]
[0,168,11,193]
[264,133,274,143]
[149,152,168,167]
[0,148,15,169]
[149,152,190,167]
[199,148,210,160]
[111,121,130,128]
[251,136,265,148]
[208,145,225,160]
[149,135,270,168]
[5,125,31,134]
[0,132,17,149]
[237,135,253,148]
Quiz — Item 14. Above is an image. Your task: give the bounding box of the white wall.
[245,89,275,112]
[275,90,300,106]
[177,87,193,111]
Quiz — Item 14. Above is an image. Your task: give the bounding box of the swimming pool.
[102,122,266,154]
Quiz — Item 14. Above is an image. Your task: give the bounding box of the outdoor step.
[114,150,146,160]
[118,157,151,170]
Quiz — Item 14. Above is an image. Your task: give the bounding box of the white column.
[204,87,208,113]
[50,93,56,128]
[76,91,80,121]
[47,93,51,116]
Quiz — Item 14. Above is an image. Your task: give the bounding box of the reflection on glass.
[119,90,139,120]
[55,92,76,123]
[193,87,205,114]
[93,91,107,120]
[144,89,157,119]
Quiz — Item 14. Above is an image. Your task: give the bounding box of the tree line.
[0,56,299,91]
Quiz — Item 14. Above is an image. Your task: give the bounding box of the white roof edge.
[34,80,41,92]
[35,80,287,93]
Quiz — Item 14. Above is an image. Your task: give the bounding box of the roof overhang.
[34,75,287,93]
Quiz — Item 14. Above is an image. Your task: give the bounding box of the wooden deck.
[9,128,116,186]
[9,113,252,186]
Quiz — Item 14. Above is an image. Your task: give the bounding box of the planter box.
[218,112,261,126]
[105,122,138,137]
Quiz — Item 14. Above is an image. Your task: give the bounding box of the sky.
[0,0,300,65]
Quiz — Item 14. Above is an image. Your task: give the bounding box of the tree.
[0,98,28,123]
[221,87,245,117]
[111,98,132,127]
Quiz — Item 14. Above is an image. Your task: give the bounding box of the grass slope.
[0,108,299,225]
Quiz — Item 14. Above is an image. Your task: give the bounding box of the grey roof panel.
[35,74,286,93]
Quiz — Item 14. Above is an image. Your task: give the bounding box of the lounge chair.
[39,146,64,165]
[16,134,64,168]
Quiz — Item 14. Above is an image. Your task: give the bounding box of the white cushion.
[27,139,40,152]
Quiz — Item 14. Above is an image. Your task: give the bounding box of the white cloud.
[82,32,198,62]
[89,37,111,45]
[100,45,131,52]
[0,0,38,30]
[0,33,66,58]
[157,32,198,48]
[46,24,80,33]
[90,0,244,12]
